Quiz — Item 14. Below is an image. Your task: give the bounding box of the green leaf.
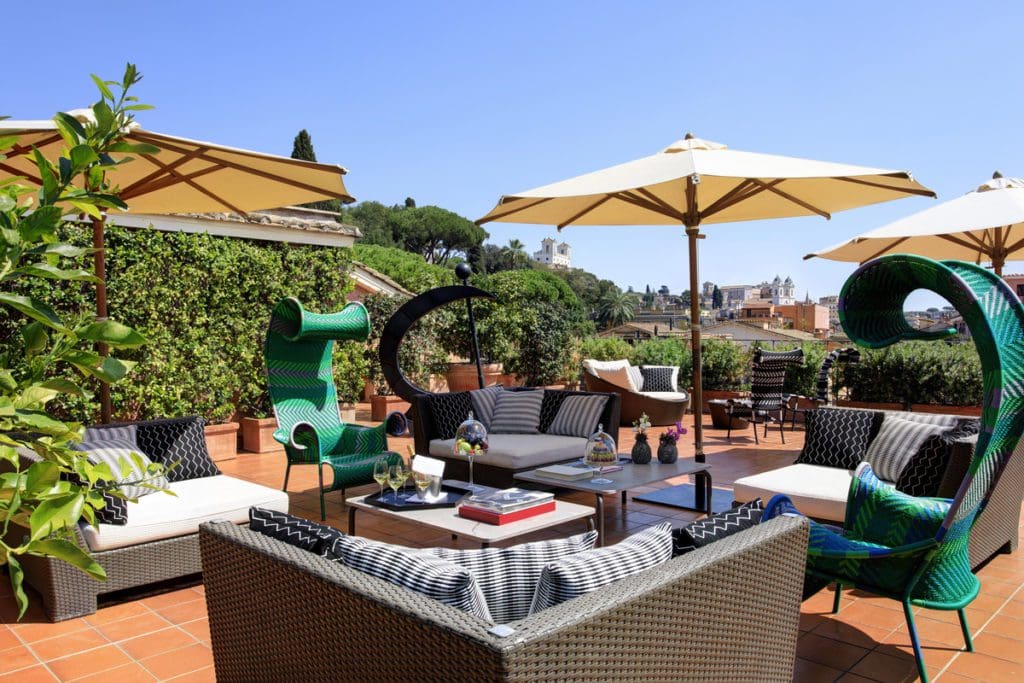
[0,193,14,212]
[62,351,135,383]
[7,555,28,619]
[8,409,72,435]
[32,149,58,202]
[28,492,84,541]
[19,205,62,242]
[92,101,114,134]
[26,243,92,258]
[13,263,100,283]
[69,144,99,168]
[30,539,106,581]
[90,74,115,101]
[0,294,66,331]
[76,320,147,348]
[67,201,102,220]
[53,111,88,141]
[107,142,160,155]
[21,322,47,356]
[24,460,60,493]
[38,378,88,398]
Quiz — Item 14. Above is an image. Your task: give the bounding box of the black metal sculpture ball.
[454,262,473,281]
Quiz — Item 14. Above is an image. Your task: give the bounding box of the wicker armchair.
[200,515,809,682]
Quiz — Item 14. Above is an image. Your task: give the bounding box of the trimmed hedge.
[0,224,358,423]
[835,341,982,406]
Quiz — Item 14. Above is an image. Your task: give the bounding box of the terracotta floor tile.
[885,617,974,649]
[835,602,911,631]
[849,649,920,682]
[796,632,870,671]
[140,589,203,611]
[792,656,844,682]
[121,627,198,660]
[83,601,150,627]
[13,618,91,644]
[835,674,876,683]
[0,626,21,650]
[971,631,1024,664]
[934,672,977,682]
[4,665,59,682]
[47,644,131,681]
[152,600,207,626]
[71,662,156,683]
[0,644,41,675]
[981,614,1024,640]
[166,665,217,682]
[30,628,109,662]
[180,618,211,643]
[139,643,214,680]
[94,612,171,643]
[944,652,1023,680]
[811,618,895,651]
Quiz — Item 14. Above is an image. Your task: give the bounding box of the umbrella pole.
[93,214,112,424]
[686,224,704,464]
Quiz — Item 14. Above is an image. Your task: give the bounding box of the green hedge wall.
[0,224,358,423]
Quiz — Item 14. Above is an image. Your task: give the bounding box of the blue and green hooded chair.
[265,297,401,520]
[764,255,1024,682]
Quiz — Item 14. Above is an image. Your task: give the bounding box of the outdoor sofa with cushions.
[732,406,1024,568]
[413,386,621,488]
[582,358,690,426]
[199,512,809,682]
[7,417,288,621]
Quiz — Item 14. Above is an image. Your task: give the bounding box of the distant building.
[775,302,830,337]
[719,284,756,309]
[702,320,819,349]
[1004,273,1024,299]
[818,295,840,328]
[532,237,571,268]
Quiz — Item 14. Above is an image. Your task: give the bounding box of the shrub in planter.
[578,336,634,362]
[749,342,827,397]
[631,338,693,383]
[834,341,982,406]
[700,339,750,391]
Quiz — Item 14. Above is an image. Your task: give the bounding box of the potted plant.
[630,413,652,464]
[657,422,687,463]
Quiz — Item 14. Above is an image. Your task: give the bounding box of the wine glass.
[413,470,432,500]
[373,457,389,500]
[388,463,408,502]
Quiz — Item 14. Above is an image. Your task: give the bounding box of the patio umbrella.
[0,111,354,421]
[477,133,932,509]
[807,172,1024,275]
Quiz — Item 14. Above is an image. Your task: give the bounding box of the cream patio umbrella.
[807,172,1024,275]
[0,111,354,421]
[478,133,933,509]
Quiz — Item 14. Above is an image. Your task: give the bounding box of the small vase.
[657,437,678,464]
[631,434,652,464]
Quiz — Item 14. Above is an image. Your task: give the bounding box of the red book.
[458,500,557,525]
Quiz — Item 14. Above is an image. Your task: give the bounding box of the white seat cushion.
[638,391,690,403]
[80,475,289,552]
[430,434,587,469]
[732,464,894,523]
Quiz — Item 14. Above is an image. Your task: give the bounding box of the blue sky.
[11,1,1024,308]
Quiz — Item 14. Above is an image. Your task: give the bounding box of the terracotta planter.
[362,380,377,401]
[497,373,523,388]
[911,404,982,417]
[446,362,503,392]
[240,417,282,454]
[205,422,240,462]
[708,399,750,430]
[700,389,746,415]
[370,395,410,421]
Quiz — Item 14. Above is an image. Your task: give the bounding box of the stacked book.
[534,460,624,481]
[458,488,556,525]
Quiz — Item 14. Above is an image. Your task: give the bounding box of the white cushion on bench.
[732,464,894,523]
[430,434,587,469]
[80,475,289,552]
[638,391,690,402]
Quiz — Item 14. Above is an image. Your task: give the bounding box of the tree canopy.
[342,201,487,265]
[289,129,343,213]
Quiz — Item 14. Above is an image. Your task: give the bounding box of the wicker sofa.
[413,387,621,488]
[199,515,809,682]
[733,407,1024,568]
[6,417,288,621]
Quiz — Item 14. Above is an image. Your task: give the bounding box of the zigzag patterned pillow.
[328,535,492,622]
[896,420,980,497]
[796,408,874,470]
[429,530,597,623]
[137,417,220,482]
[672,499,763,556]
[528,522,672,614]
[249,507,345,555]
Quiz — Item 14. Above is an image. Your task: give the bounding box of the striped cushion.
[865,417,948,482]
[546,395,608,438]
[469,385,504,430]
[84,423,138,445]
[640,366,677,392]
[249,507,344,555]
[489,390,544,434]
[529,522,673,614]
[627,365,644,392]
[429,530,597,623]
[73,438,167,500]
[328,535,493,621]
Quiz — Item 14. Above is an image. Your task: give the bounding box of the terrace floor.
[1,407,1022,682]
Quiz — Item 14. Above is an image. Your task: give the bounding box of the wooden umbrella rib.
[835,176,936,198]
[614,191,684,220]
[129,131,348,174]
[556,194,615,228]
[699,179,759,219]
[751,179,831,219]
[133,152,247,215]
[120,163,222,200]
[862,236,910,263]
[119,145,211,197]
[6,133,64,157]
[0,161,37,183]
[630,188,687,220]
[475,197,552,224]
[938,232,989,251]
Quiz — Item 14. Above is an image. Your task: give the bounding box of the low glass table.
[514,459,712,545]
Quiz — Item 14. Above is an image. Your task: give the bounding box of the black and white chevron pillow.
[528,522,672,614]
[249,507,345,555]
[489,390,545,434]
[328,535,493,622]
[546,395,608,438]
[672,499,763,556]
[896,420,980,497]
[137,417,220,482]
[640,366,678,392]
[429,530,597,623]
[796,408,874,470]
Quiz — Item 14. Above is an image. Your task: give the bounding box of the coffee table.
[515,459,712,545]
[346,494,595,548]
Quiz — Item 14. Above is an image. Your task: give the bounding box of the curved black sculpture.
[378,285,496,402]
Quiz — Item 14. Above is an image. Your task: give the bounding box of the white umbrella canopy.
[807,173,1024,275]
[478,133,933,496]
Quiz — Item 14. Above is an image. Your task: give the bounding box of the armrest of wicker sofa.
[199,515,808,682]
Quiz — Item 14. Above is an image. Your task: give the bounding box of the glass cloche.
[584,423,617,484]
[453,411,488,486]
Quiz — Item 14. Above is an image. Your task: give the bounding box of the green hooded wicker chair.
[265,297,401,520]
[764,255,1024,682]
